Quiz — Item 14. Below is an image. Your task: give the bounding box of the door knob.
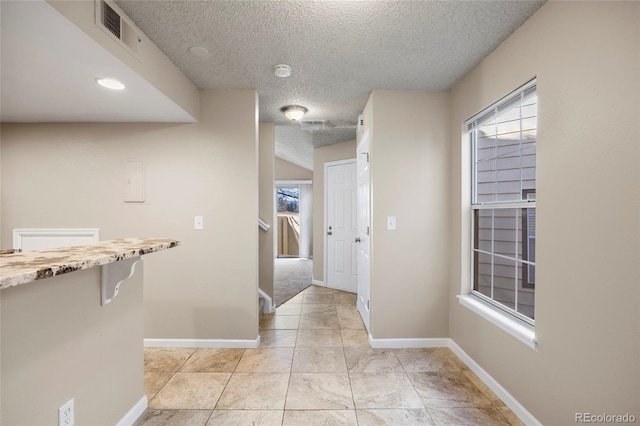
[355,237,361,243]
[327,231,332,236]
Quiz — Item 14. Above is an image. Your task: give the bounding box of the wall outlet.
[58,398,74,426]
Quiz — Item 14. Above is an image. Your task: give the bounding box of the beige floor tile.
[235,348,294,373]
[133,409,213,426]
[427,406,512,425]
[304,285,335,295]
[216,373,290,409]
[259,315,300,330]
[301,303,337,315]
[285,373,355,410]
[144,348,197,373]
[178,348,244,373]
[442,348,470,370]
[275,303,302,315]
[344,348,403,373]
[283,410,358,425]
[259,329,298,348]
[144,372,172,401]
[461,369,501,403]
[349,372,424,409]
[334,292,357,305]
[304,293,335,304]
[286,293,304,304]
[206,409,283,425]
[296,329,343,347]
[496,405,525,426]
[292,347,347,373]
[356,409,435,425]
[336,305,365,329]
[149,373,230,410]
[299,312,340,329]
[408,372,492,408]
[394,348,461,372]
[341,329,370,347]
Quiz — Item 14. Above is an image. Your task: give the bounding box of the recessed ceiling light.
[189,46,210,57]
[96,78,125,90]
[274,64,292,78]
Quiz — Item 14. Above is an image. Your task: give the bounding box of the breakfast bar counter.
[0,237,179,289]
[0,237,180,424]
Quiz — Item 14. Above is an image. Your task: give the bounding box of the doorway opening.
[274,181,313,306]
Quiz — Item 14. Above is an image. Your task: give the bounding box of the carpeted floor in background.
[274,258,312,306]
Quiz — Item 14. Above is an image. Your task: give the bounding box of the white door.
[356,131,371,331]
[326,161,357,293]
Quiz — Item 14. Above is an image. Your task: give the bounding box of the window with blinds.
[467,79,537,325]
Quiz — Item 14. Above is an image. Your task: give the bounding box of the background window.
[467,79,537,324]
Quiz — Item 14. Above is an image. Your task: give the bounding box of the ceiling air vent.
[95,0,142,59]
[301,120,328,131]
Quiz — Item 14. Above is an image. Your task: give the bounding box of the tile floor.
[135,286,522,425]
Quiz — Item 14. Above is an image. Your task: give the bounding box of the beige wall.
[312,139,357,282]
[259,123,275,302]
[366,91,450,339]
[2,267,144,425]
[449,2,640,423]
[275,157,313,181]
[0,90,260,341]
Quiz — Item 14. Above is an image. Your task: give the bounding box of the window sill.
[457,295,537,350]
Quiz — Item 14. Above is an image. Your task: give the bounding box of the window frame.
[466,78,537,330]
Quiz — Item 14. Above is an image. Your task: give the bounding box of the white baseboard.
[258,288,275,313]
[144,337,260,349]
[368,335,450,349]
[448,340,542,426]
[311,279,325,286]
[116,396,147,426]
[364,335,539,425]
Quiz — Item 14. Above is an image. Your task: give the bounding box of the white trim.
[144,337,260,349]
[258,288,275,314]
[449,340,542,426]
[275,180,312,185]
[13,228,100,251]
[258,218,270,231]
[311,279,325,286]
[457,295,536,350]
[368,335,450,349]
[115,395,147,426]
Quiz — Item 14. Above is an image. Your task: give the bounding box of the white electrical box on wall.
[387,216,396,230]
[124,160,145,203]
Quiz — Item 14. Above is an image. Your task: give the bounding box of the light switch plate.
[387,216,396,230]
[194,216,204,230]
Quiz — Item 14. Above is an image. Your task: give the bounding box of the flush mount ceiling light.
[274,64,292,78]
[281,105,308,121]
[96,78,125,90]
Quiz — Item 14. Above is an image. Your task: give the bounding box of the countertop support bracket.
[101,256,142,305]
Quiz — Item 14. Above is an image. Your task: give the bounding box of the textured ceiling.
[116,0,545,170]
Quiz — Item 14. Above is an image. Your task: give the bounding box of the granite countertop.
[0,238,180,289]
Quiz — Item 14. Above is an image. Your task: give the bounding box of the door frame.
[356,130,371,332]
[323,158,357,290]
